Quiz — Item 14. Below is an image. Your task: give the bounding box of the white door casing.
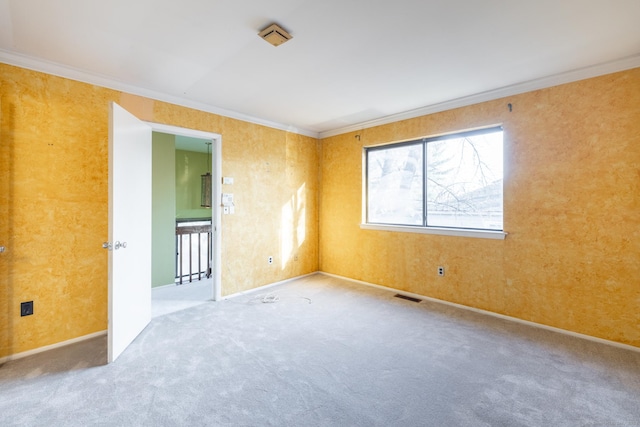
[108,102,152,363]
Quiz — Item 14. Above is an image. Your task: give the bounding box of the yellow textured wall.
[1,61,637,358]
[0,63,319,358]
[320,68,640,348]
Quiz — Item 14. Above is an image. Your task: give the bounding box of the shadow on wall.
[0,103,15,362]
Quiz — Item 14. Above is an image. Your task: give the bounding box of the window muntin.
[366,127,503,232]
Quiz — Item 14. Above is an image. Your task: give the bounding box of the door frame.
[149,122,222,301]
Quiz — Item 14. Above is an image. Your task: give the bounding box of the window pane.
[367,144,423,225]
[426,130,503,230]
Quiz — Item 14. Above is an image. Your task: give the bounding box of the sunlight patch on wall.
[297,183,307,246]
[280,182,307,269]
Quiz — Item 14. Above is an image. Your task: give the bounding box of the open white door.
[108,102,152,363]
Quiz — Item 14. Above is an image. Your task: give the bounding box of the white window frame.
[361,126,507,240]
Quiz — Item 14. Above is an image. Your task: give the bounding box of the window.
[366,126,503,233]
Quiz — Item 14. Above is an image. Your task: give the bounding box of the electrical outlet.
[437,266,445,276]
[21,301,33,317]
[268,256,273,265]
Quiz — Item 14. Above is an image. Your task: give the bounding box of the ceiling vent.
[259,23,292,47]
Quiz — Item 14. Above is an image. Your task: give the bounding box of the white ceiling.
[1,0,639,138]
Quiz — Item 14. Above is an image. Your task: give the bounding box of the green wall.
[152,133,177,287]
[151,138,212,287]
[175,149,212,219]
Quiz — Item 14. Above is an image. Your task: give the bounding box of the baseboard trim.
[320,272,640,354]
[152,282,181,290]
[223,271,320,300]
[1,273,318,363]
[4,271,635,362]
[0,330,108,364]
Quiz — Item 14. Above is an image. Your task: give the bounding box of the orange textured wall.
[319,68,640,347]
[1,62,637,358]
[0,64,319,358]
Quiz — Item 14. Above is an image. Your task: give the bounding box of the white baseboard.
[0,330,107,364]
[4,270,635,363]
[0,273,319,363]
[320,272,640,354]
[223,271,320,300]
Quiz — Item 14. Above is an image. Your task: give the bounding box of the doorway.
[108,104,222,362]
[147,122,222,318]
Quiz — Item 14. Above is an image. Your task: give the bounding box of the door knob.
[102,242,127,250]
[0,246,5,253]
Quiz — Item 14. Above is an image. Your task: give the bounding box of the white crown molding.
[0,49,320,138]
[319,54,640,139]
[2,49,639,141]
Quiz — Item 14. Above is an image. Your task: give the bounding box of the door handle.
[102,241,127,250]
[0,246,5,253]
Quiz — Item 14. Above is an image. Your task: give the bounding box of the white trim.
[212,136,223,302]
[151,123,220,141]
[320,272,640,353]
[319,55,640,139]
[4,270,636,363]
[151,282,178,290]
[3,49,638,141]
[222,272,319,300]
[361,223,507,240]
[0,49,318,139]
[145,122,223,301]
[0,330,107,364]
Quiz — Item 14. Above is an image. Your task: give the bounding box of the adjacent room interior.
[151,132,215,317]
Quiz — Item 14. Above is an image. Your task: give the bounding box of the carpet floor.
[1,273,639,426]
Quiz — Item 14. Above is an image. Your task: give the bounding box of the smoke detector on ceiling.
[259,23,292,47]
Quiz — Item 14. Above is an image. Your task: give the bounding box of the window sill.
[360,223,507,240]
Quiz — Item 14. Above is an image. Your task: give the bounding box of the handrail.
[175,221,212,284]
[176,224,211,235]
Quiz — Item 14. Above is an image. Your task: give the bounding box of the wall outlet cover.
[21,301,34,316]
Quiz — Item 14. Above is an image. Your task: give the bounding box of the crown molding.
[319,54,640,139]
[0,49,319,138]
[2,49,638,141]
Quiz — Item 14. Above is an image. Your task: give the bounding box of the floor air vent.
[394,294,422,303]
